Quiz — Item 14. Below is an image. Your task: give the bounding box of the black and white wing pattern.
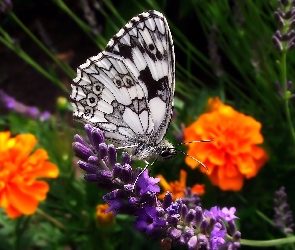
[70,10,175,161]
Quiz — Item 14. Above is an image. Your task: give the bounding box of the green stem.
[236,193,274,227]
[280,2,295,144]
[37,208,67,231]
[241,237,295,247]
[9,12,75,80]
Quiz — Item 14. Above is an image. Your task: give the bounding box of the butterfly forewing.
[71,10,175,160]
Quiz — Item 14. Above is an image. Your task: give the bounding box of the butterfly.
[70,10,208,173]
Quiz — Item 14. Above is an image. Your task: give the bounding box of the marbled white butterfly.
[70,10,207,173]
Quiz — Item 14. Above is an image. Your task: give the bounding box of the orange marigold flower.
[0,132,59,218]
[96,204,115,226]
[184,97,268,191]
[156,170,205,200]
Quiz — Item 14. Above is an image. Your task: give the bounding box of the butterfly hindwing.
[71,52,154,146]
[71,10,175,155]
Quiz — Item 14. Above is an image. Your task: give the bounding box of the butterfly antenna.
[173,148,209,171]
[179,139,214,145]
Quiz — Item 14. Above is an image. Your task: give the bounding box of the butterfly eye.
[160,148,177,159]
[86,93,99,107]
[123,76,134,87]
[93,82,103,95]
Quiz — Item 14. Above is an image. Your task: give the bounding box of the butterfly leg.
[132,159,156,190]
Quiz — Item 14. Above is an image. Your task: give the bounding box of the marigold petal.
[210,167,244,191]
[24,160,59,178]
[5,205,22,219]
[207,97,224,112]
[0,189,9,207]
[191,184,205,195]
[180,170,187,187]
[10,134,37,164]
[7,183,39,215]
[156,174,170,191]
[0,132,11,152]
[20,181,50,201]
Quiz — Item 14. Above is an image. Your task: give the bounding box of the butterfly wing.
[105,10,175,144]
[71,10,175,147]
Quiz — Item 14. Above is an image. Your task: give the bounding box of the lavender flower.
[272,1,295,100]
[274,187,294,234]
[272,0,295,52]
[0,89,51,121]
[79,0,101,36]
[73,124,241,249]
[0,0,12,13]
[208,25,224,78]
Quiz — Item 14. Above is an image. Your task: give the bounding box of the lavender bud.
[200,219,209,231]
[187,236,198,250]
[157,207,165,217]
[122,152,131,165]
[77,161,97,173]
[185,209,196,224]
[289,19,295,30]
[234,231,242,241]
[88,155,99,165]
[98,143,108,158]
[84,174,97,182]
[91,127,105,147]
[209,217,216,229]
[113,163,122,179]
[96,170,112,182]
[167,227,181,240]
[72,142,93,160]
[166,214,180,224]
[121,164,133,183]
[284,8,295,19]
[197,234,208,246]
[274,11,285,29]
[128,197,139,205]
[181,204,188,218]
[195,206,203,226]
[287,80,293,90]
[73,135,90,148]
[84,124,94,145]
[272,35,283,51]
[287,40,295,50]
[163,192,173,209]
[108,145,117,168]
[228,220,238,235]
[183,226,194,238]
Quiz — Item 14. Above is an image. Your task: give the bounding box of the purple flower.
[274,186,294,234]
[0,89,51,121]
[135,206,166,235]
[73,124,242,249]
[136,170,160,195]
[221,207,239,222]
[204,206,223,220]
[0,0,12,13]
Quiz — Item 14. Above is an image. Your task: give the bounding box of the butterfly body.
[71,10,176,162]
